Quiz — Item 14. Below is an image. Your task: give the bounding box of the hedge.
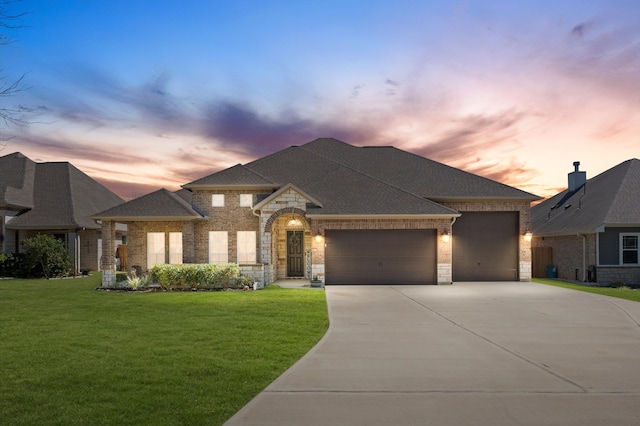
[148,263,253,291]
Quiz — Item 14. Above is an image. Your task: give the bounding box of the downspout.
[579,233,586,282]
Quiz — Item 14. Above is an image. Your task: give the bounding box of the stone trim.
[264,207,308,233]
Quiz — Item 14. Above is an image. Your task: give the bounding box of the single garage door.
[325,229,436,285]
[452,212,519,281]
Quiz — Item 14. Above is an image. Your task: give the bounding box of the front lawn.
[0,274,328,425]
[533,278,640,302]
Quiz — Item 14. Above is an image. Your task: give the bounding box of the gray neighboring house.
[94,138,540,287]
[0,152,126,273]
[531,159,640,284]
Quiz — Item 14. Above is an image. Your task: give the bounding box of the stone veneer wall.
[441,200,533,281]
[258,188,311,284]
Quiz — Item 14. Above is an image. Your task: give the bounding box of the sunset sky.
[2,0,638,200]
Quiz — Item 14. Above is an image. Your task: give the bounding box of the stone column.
[181,221,195,264]
[101,220,117,287]
[437,224,453,284]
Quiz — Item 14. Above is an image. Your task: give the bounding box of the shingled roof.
[0,152,36,210]
[92,188,204,221]
[531,158,640,236]
[184,138,538,216]
[3,156,125,230]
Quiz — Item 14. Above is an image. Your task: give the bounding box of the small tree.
[22,234,71,278]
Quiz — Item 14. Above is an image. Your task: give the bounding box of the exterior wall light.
[524,231,533,242]
[441,230,450,243]
[314,233,323,243]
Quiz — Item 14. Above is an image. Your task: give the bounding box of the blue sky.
[2,0,639,199]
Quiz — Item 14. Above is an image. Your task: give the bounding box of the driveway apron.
[225,283,640,425]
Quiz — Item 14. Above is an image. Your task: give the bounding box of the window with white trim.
[147,232,165,267]
[237,231,256,264]
[169,232,183,265]
[211,194,224,207]
[239,194,253,207]
[621,233,639,265]
[209,231,228,264]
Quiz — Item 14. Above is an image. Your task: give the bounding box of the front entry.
[287,231,304,277]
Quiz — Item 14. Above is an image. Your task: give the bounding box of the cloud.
[199,100,376,155]
[93,177,167,201]
[570,21,594,38]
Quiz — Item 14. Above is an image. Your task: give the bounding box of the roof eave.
[305,213,461,220]
[430,195,542,202]
[91,216,205,222]
[181,184,277,190]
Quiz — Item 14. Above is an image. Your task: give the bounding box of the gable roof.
[0,152,36,209]
[183,163,275,189]
[531,158,640,236]
[4,158,125,230]
[92,188,204,221]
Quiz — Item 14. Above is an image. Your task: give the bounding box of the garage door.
[452,212,519,281]
[325,229,436,285]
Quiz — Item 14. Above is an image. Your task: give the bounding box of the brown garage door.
[325,229,436,285]
[452,212,519,281]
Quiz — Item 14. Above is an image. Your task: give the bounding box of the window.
[621,234,639,265]
[237,231,256,264]
[239,194,253,207]
[169,232,182,264]
[211,194,224,207]
[209,231,228,264]
[147,232,165,267]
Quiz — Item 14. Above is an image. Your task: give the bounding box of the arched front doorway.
[270,211,311,279]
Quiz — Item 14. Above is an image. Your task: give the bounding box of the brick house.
[94,138,540,287]
[0,152,126,273]
[531,159,640,285]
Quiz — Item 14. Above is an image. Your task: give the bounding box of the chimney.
[568,161,586,192]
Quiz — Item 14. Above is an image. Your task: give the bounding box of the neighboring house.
[0,152,126,273]
[94,138,540,287]
[531,159,640,284]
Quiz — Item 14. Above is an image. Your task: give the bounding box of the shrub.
[126,269,149,290]
[21,235,72,278]
[148,263,245,291]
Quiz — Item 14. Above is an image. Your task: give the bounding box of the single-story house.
[531,159,640,284]
[94,138,540,287]
[0,152,126,273]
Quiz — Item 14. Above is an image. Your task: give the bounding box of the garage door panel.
[325,229,436,285]
[452,212,518,282]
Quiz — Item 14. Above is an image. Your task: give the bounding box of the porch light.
[287,213,299,227]
[314,233,323,243]
[524,231,533,242]
[441,230,450,243]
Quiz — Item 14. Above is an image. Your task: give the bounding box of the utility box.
[546,265,558,278]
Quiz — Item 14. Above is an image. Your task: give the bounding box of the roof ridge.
[299,143,458,214]
[601,159,637,223]
[59,162,81,228]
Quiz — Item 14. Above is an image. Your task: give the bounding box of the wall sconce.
[314,233,323,243]
[441,230,450,243]
[524,231,533,242]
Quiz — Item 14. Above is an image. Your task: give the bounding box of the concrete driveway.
[225,282,640,425]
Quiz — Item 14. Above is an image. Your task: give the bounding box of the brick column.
[101,220,117,287]
[182,221,195,264]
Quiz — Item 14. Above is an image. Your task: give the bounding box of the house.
[93,138,540,287]
[0,152,126,273]
[531,159,640,284]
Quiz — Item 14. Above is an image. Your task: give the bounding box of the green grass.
[0,274,328,425]
[533,278,640,302]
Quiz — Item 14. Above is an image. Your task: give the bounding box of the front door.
[287,231,304,277]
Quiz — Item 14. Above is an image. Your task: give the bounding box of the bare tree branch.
[0,0,28,142]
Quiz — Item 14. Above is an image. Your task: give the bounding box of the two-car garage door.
[323,212,519,285]
[325,229,436,285]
